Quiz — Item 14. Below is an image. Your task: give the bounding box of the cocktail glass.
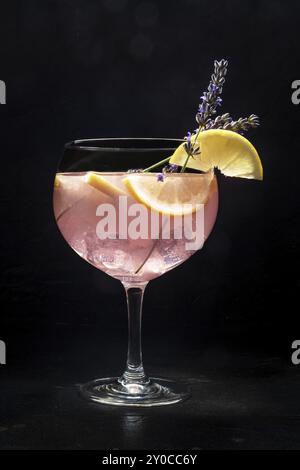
[53,138,218,406]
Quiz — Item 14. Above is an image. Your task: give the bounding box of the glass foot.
[80,377,190,407]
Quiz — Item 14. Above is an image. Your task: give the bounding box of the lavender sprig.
[179,131,201,173]
[180,60,229,172]
[181,59,260,170]
[162,163,179,173]
[223,114,260,133]
[205,113,232,129]
[196,59,228,129]
[205,113,259,133]
[143,58,259,175]
[183,131,199,157]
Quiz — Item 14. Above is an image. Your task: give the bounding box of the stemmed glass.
[53,138,218,406]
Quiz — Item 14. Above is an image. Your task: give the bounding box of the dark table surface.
[1,331,300,450]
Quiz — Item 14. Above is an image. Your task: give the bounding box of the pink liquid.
[53,172,218,283]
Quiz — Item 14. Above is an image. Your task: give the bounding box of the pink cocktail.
[54,172,218,283]
[53,138,219,406]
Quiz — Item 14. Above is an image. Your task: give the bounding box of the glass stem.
[120,282,149,385]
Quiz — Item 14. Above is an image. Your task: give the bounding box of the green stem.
[143,125,203,174]
[142,156,171,173]
[180,152,192,173]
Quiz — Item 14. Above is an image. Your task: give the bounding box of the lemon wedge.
[85,172,126,197]
[123,172,215,216]
[54,175,61,187]
[169,129,263,180]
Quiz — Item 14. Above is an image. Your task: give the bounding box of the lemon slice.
[85,172,126,197]
[123,172,215,216]
[169,129,263,180]
[54,175,61,187]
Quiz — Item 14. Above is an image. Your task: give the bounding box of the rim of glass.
[64,137,184,152]
[57,171,214,177]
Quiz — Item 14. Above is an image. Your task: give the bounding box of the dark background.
[0,0,299,450]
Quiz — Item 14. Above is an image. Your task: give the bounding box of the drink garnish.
[143,59,263,180]
[85,171,126,196]
[123,171,214,216]
[170,129,263,180]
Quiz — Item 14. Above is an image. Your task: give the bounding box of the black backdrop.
[0,0,299,450]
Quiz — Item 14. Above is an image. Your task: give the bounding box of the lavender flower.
[205,113,232,130]
[205,113,259,133]
[169,163,178,172]
[183,131,194,156]
[223,114,260,133]
[180,59,259,172]
[163,163,179,173]
[143,58,260,176]
[196,59,228,128]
